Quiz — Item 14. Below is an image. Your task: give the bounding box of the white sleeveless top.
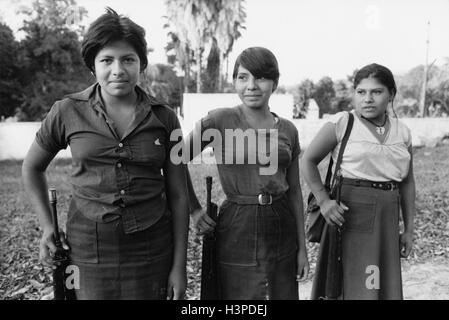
[329,110,412,182]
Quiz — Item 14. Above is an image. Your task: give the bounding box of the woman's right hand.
[191,208,216,235]
[39,226,70,267]
[319,199,348,227]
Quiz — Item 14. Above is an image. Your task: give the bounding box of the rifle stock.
[200,177,219,300]
[324,175,343,300]
[48,188,76,300]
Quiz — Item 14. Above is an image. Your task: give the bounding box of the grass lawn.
[1,145,448,299]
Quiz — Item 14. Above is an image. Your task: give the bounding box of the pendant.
[376,126,385,135]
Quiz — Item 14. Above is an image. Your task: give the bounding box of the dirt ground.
[37,258,448,300]
[298,258,449,300]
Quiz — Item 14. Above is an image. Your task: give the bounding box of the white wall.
[0,122,71,160]
[1,99,449,160]
[180,93,294,134]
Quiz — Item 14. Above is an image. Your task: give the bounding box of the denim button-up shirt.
[36,83,182,233]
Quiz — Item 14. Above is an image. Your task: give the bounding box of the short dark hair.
[232,47,280,88]
[81,7,148,72]
[354,63,397,97]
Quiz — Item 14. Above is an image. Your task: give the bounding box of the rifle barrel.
[48,188,61,246]
[206,176,212,216]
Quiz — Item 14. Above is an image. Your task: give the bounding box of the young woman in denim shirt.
[186,47,310,299]
[22,8,189,299]
[301,64,415,299]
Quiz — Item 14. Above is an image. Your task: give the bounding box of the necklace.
[361,115,387,135]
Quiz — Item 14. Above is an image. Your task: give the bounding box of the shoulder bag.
[305,112,354,243]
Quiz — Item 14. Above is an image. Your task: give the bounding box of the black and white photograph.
[0,0,448,306]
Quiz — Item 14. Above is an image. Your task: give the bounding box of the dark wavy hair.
[81,7,148,72]
[354,63,397,97]
[232,47,280,89]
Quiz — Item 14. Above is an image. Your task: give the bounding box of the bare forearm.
[170,195,189,270]
[287,188,306,250]
[186,167,202,213]
[300,158,330,205]
[22,166,53,231]
[400,180,416,233]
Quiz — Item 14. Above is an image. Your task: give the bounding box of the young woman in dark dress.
[22,8,189,300]
[187,47,310,300]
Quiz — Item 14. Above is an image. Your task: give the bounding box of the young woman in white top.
[300,63,415,300]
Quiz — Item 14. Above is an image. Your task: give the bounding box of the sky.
[1,0,449,86]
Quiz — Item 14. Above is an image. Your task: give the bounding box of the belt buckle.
[258,193,272,205]
[389,183,395,191]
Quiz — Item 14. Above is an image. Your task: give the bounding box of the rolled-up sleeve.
[35,101,67,153]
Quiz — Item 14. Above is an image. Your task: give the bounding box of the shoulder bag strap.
[330,112,354,188]
[323,112,354,188]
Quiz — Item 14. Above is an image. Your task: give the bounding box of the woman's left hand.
[296,249,310,281]
[399,231,414,258]
[191,208,216,235]
[166,267,187,300]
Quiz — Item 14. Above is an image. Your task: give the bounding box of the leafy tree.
[202,38,221,93]
[288,79,315,118]
[140,63,183,111]
[0,23,22,118]
[332,79,353,112]
[298,79,315,107]
[395,98,419,117]
[395,62,449,117]
[426,59,449,117]
[164,29,196,93]
[164,0,211,93]
[210,0,246,91]
[17,0,91,120]
[313,76,335,118]
[396,65,424,101]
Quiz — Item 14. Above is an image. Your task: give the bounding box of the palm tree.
[164,0,246,93]
[214,0,246,91]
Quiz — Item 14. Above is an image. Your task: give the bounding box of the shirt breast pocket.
[133,135,167,166]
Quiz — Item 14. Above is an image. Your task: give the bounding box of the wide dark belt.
[227,193,284,205]
[342,178,399,191]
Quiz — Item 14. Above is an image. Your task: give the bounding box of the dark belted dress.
[189,106,301,299]
[36,83,182,299]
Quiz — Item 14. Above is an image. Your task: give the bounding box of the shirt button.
[118,143,123,148]
[120,190,125,195]
[117,163,122,168]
